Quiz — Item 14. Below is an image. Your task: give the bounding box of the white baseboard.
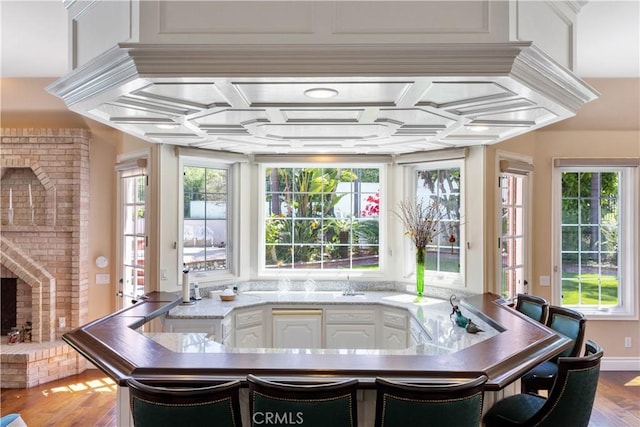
[601,357,640,371]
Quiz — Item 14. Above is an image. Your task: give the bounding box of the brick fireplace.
[1,128,90,388]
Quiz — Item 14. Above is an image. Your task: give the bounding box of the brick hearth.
[1,128,90,388]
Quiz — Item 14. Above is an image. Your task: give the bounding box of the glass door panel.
[499,174,528,298]
[119,172,146,309]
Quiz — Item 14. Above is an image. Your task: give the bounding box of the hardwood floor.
[1,370,638,426]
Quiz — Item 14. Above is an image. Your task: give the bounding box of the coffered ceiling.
[47,43,597,155]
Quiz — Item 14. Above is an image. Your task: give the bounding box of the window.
[262,166,380,271]
[414,163,463,280]
[182,162,229,273]
[554,160,638,318]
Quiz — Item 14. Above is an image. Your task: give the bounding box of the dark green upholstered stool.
[374,375,487,427]
[127,378,242,427]
[247,374,359,427]
[515,294,549,324]
[521,305,586,394]
[484,340,603,427]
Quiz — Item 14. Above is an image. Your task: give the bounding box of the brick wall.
[0,128,89,388]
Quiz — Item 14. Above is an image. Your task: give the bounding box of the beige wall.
[488,128,640,361]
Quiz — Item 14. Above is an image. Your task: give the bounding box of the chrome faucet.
[342,285,356,296]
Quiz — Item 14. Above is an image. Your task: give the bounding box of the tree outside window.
[264,167,380,270]
[561,171,619,307]
[416,167,462,274]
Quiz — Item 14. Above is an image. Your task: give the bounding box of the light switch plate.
[539,275,550,286]
[96,273,110,284]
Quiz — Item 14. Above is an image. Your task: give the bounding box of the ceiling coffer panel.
[46,43,598,155]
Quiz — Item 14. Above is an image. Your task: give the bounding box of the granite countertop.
[157,290,500,356]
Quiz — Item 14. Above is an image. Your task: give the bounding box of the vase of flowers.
[396,199,444,300]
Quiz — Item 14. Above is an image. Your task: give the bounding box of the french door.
[117,165,147,310]
[498,172,530,298]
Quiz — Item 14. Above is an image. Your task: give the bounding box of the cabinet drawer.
[383,310,407,329]
[236,309,263,328]
[325,309,375,324]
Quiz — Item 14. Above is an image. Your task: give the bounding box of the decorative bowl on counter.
[219,288,236,301]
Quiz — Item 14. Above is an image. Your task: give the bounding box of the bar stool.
[247,374,359,427]
[374,375,487,427]
[515,293,549,324]
[127,378,242,427]
[485,340,603,427]
[521,305,586,394]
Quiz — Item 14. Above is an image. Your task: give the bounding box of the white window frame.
[256,162,387,279]
[495,151,534,299]
[402,159,466,289]
[552,160,639,319]
[178,155,238,283]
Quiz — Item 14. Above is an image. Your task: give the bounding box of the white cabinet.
[381,309,408,350]
[234,308,264,348]
[325,308,377,349]
[163,317,220,339]
[272,309,323,349]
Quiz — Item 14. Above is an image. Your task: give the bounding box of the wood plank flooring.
[1,370,638,426]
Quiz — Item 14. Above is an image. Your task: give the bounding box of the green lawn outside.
[562,272,618,305]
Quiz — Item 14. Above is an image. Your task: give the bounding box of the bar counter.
[62,291,570,390]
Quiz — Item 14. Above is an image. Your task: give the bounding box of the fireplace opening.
[1,277,17,336]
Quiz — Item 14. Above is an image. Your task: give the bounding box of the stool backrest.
[546,306,587,358]
[529,340,603,427]
[127,378,242,427]
[515,294,549,323]
[247,374,359,427]
[374,375,487,427]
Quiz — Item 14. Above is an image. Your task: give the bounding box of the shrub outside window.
[264,167,380,271]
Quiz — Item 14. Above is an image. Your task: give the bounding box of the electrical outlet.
[160,269,168,280]
[59,317,66,328]
[624,337,632,348]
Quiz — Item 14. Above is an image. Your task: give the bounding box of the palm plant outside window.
[264,167,380,270]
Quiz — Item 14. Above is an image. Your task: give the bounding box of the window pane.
[263,167,380,271]
[183,165,228,272]
[560,170,620,307]
[417,167,461,275]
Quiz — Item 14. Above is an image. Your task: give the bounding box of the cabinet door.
[382,325,407,350]
[272,310,322,348]
[235,324,264,348]
[234,308,264,348]
[381,309,408,350]
[326,324,376,349]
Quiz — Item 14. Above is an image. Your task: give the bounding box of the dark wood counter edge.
[62,292,571,391]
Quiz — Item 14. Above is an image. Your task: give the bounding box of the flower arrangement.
[395,199,446,299]
[395,199,445,250]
